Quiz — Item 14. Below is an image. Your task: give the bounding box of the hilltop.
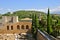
[0,10,60,21]
[1,10,46,20]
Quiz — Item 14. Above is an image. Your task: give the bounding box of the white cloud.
[16,8,48,13]
[38,8,48,13]
[28,6,60,13]
[0,8,3,10]
[50,6,60,13]
[0,6,60,14]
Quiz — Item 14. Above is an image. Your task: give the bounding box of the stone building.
[0,16,32,40]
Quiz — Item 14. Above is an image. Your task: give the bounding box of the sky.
[0,0,60,14]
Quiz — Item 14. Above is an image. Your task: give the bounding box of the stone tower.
[2,16,18,24]
[13,16,18,23]
[2,16,8,24]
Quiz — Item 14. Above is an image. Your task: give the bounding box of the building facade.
[0,16,32,40]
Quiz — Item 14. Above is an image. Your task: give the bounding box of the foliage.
[31,13,40,40]
[0,10,60,37]
[0,14,2,19]
[2,12,11,16]
[47,8,53,34]
[2,11,46,20]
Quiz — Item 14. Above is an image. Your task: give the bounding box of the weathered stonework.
[0,16,32,40]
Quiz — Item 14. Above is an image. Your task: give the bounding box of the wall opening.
[21,25,24,29]
[5,39,7,40]
[17,25,20,30]
[7,26,9,30]
[26,25,29,29]
[11,25,13,30]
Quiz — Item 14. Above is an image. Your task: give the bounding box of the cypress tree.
[35,13,39,40]
[47,8,53,34]
[31,13,37,38]
[35,13,40,29]
[31,13,39,40]
[31,13,35,37]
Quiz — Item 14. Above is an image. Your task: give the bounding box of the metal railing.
[38,29,58,40]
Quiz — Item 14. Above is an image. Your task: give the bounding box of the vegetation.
[0,10,60,38]
[2,11,46,20]
[32,13,40,40]
[0,14,2,19]
[47,8,53,34]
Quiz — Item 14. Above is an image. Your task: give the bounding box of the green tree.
[35,13,40,29]
[31,13,35,37]
[35,13,40,40]
[31,13,39,40]
[3,12,11,16]
[47,8,53,34]
[56,20,60,36]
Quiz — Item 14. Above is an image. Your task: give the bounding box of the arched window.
[26,25,29,29]
[7,26,9,30]
[11,25,13,30]
[5,39,7,40]
[17,25,20,30]
[21,25,24,29]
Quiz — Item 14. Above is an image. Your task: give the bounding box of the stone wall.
[0,22,32,34]
[0,21,32,40]
[2,16,18,24]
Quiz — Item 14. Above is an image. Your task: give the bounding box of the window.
[26,25,29,29]
[17,25,20,30]
[11,26,13,30]
[5,39,7,40]
[21,25,24,29]
[7,26,9,30]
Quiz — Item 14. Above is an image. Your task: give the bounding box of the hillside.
[2,10,47,20]
[0,14,2,19]
[0,10,60,21]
